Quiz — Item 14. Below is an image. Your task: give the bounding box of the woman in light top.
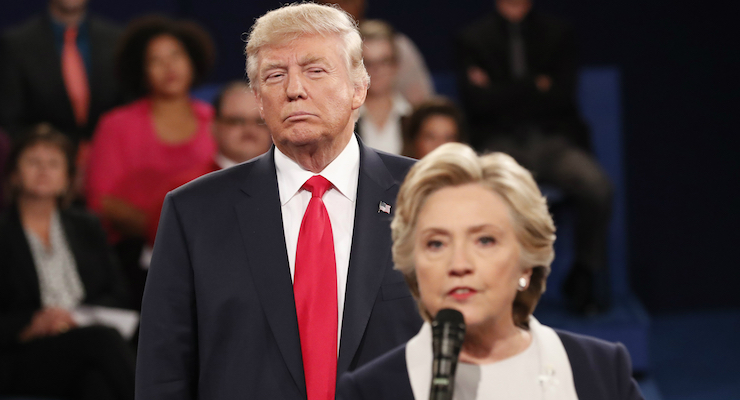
[0,125,134,399]
[338,143,643,400]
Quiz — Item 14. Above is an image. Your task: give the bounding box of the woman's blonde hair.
[245,2,370,91]
[391,143,556,328]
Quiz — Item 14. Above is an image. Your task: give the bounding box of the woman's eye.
[478,236,496,246]
[426,240,443,249]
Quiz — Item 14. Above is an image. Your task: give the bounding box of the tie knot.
[302,175,332,198]
[64,27,78,42]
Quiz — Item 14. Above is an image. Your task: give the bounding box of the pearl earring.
[518,277,527,291]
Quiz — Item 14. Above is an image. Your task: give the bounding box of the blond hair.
[245,2,370,91]
[391,143,556,328]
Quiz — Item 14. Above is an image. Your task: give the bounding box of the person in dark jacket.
[0,124,134,400]
[338,143,643,400]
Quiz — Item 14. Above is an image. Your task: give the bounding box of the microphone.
[429,308,466,400]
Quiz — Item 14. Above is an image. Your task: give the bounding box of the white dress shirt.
[274,134,360,349]
[358,93,412,155]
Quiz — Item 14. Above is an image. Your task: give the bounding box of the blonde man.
[136,3,422,400]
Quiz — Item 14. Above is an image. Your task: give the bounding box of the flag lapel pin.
[378,201,391,214]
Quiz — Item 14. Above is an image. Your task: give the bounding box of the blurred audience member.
[357,20,412,155]
[0,0,122,142]
[402,96,465,159]
[456,0,613,313]
[322,0,434,105]
[0,124,134,400]
[85,15,216,307]
[144,81,272,245]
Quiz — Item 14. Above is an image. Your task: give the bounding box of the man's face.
[213,89,272,163]
[495,0,532,23]
[254,34,366,166]
[50,0,89,13]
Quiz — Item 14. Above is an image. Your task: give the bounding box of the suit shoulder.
[2,15,46,45]
[374,151,416,180]
[88,14,123,37]
[555,329,631,375]
[169,158,257,204]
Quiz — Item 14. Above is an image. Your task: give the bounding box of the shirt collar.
[358,92,412,119]
[274,133,360,206]
[214,153,238,170]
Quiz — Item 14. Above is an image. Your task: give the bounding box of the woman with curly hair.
[85,16,217,306]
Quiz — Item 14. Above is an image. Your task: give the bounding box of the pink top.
[86,98,216,237]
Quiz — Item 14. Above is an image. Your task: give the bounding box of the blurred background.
[1,0,738,399]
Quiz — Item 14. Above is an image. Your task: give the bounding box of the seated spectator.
[456,0,613,313]
[0,124,134,400]
[321,0,434,105]
[85,15,216,303]
[402,97,465,159]
[357,19,412,155]
[144,81,272,245]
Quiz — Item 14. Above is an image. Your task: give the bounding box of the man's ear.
[351,82,368,111]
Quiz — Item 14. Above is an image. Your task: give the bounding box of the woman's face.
[363,38,398,97]
[413,183,530,332]
[14,143,69,200]
[145,34,194,98]
[414,114,459,159]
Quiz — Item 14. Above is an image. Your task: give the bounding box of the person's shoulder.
[98,98,149,125]
[190,98,215,121]
[527,10,574,36]
[457,11,499,40]
[87,14,123,38]
[168,155,262,205]
[556,328,625,359]
[59,207,106,234]
[370,148,416,178]
[2,14,47,43]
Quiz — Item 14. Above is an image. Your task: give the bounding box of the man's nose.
[286,70,308,100]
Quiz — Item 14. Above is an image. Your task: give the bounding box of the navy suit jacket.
[338,329,644,400]
[135,139,424,399]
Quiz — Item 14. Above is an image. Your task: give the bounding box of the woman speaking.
[338,143,643,399]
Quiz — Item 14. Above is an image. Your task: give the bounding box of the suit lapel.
[232,148,306,396]
[337,142,400,375]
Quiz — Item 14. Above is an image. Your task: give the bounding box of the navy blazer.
[0,206,129,390]
[338,329,644,400]
[135,140,424,399]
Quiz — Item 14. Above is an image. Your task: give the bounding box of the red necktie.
[62,27,90,126]
[294,175,338,400]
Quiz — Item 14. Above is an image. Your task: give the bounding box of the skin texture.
[254,34,367,173]
[364,38,397,98]
[413,114,459,159]
[495,0,532,23]
[48,0,88,26]
[414,183,532,364]
[213,88,272,163]
[13,143,69,201]
[145,34,194,101]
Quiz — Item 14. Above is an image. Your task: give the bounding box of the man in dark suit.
[456,0,613,314]
[0,0,122,143]
[135,3,423,400]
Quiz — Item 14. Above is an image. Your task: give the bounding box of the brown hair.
[5,124,76,206]
[402,96,466,158]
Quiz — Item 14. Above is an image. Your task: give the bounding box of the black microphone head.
[433,308,465,327]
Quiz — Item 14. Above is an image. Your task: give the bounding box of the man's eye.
[265,72,284,81]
